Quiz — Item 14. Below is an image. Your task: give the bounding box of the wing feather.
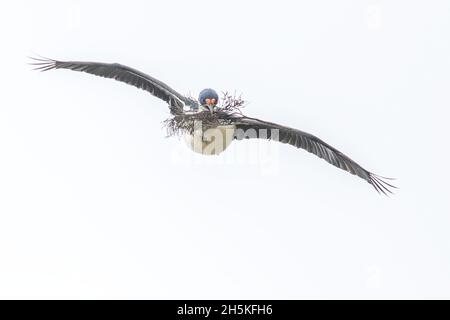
[233,116,396,194]
[30,57,196,114]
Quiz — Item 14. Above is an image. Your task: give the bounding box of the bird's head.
[198,88,219,113]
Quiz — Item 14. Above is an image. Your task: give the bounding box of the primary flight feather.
[31,56,396,195]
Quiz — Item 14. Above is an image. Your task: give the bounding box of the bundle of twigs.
[163,92,245,137]
[218,91,245,115]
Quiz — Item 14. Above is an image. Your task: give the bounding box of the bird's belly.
[184,125,236,155]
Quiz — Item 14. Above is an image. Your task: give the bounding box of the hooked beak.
[205,104,214,114]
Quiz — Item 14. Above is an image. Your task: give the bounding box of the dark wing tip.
[369,173,398,196]
[28,55,58,72]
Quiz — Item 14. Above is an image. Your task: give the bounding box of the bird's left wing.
[30,57,196,114]
[232,115,395,194]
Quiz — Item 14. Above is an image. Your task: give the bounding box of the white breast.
[184,124,236,155]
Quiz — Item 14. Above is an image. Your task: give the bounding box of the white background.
[1,0,449,299]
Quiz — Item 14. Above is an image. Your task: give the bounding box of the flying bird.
[30,56,395,195]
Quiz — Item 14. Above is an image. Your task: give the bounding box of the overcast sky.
[1,0,450,299]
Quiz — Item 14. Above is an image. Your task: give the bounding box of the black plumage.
[31,57,196,114]
[31,57,396,194]
[233,116,395,194]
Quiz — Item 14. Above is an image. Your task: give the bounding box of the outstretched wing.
[30,57,196,114]
[233,116,396,194]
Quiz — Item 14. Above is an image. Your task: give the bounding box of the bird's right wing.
[30,57,197,114]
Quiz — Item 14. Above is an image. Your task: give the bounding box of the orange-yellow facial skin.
[205,98,217,105]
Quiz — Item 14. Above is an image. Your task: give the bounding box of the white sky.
[1,0,450,299]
